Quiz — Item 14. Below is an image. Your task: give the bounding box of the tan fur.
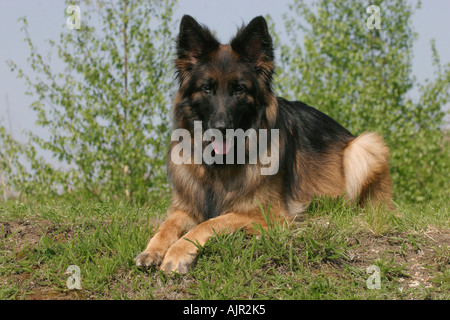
[296,149,347,202]
[264,95,278,128]
[159,211,270,273]
[343,132,392,205]
[135,210,198,267]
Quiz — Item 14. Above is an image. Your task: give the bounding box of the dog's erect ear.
[176,15,220,72]
[231,16,274,69]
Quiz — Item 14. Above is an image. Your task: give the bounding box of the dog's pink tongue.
[212,137,232,155]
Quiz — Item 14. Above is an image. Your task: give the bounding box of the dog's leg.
[160,212,271,274]
[135,210,198,269]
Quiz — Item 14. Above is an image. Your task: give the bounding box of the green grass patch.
[0,196,449,300]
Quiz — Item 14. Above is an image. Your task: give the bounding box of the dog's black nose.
[211,119,227,132]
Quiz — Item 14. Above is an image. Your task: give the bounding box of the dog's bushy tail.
[343,132,393,207]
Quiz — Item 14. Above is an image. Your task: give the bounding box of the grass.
[0,195,449,300]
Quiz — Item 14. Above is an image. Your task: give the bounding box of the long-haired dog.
[135,15,392,274]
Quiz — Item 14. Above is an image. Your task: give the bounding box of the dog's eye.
[235,85,246,94]
[202,84,213,94]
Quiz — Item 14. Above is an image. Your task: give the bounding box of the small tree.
[3,0,177,202]
[274,0,449,202]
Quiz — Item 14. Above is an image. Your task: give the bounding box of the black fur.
[275,98,354,200]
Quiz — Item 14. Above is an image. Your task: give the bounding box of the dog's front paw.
[135,240,170,269]
[160,241,198,274]
[134,251,165,269]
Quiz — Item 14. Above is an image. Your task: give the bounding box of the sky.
[0,0,449,142]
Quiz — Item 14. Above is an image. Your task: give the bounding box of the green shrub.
[1,0,448,203]
[2,0,177,202]
[273,0,449,202]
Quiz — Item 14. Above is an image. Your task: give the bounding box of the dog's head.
[173,15,277,152]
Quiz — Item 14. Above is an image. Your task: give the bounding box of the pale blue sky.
[0,0,449,141]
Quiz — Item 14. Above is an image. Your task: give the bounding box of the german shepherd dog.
[135,15,393,273]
